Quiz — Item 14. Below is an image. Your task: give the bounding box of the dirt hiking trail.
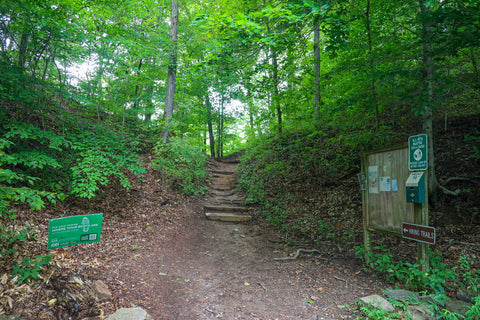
[90,157,387,320]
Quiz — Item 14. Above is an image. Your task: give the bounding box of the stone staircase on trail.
[204,154,252,222]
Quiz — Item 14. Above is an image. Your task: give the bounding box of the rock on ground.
[359,294,395,313]
[106,307,153,320]
[89,279,112,302]
[385,288,419,301]
[406,304,436,320]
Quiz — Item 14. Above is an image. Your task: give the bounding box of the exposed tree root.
[273,249,322,261]
[439,176,480,196]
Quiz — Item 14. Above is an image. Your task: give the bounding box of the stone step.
[208,193,245,201]
[217,159,240,164]
[205,212,252,222]
[211,186,233,191]
[211,170,235,175]
[204,205,247,212]
[211,178,235,183]
[209,180,236,186]
[209,190,236,196]
[208,199,245,206]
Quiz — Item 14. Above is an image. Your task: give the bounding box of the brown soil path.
[95,158,387,320]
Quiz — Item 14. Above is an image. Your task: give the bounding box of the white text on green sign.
[48,213,103,249]
[408,134,428,171]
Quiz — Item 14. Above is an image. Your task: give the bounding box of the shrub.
[356,246,458,294]
[12,254,53,284]
[152,137,208,196]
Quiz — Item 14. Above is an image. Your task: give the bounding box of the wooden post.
[414,169,429,272]
[362,190,372,263]
[360,154,372,262]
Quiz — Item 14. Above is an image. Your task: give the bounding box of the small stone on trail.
[106,307,154,320]
[90,279,112,302]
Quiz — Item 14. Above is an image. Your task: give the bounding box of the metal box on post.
[406,171,426,203]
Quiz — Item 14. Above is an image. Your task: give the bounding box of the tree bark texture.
[18,31,29,68]
[313,14,321,125]
[419,0,439,197]
[206,95,215,157]
[365,0,380,129]
[162,0,179,142]
[272,49,282,134]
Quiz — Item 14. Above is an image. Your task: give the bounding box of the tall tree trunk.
[42,55,50,81]
[419,0,439,198]
[18,31,29,69]
[206,95,215,157]
[247,88,255,139]
[144,58,156,122]
[216,123,220,158]
[219,94,225,157]
[313,13,321,125]
[162,0,179,142]
[365,0,380,129]
[133,59,143,109]
[266,20,282,135]
[272,48,282,134]
[144,82,155,122]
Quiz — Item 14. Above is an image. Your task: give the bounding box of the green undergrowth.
[237,126,395,244]
[353,295,480,320]
[0,66,153,284]
[356,246,459,294]
[1,224,53,284]
[0,113,146,285]
[151,137,208,196]
[356,246,480,296]
[0,113,146,212]
[353,246,480,319]
[0,63,152,215]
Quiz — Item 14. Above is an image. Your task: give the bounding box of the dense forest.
[1,0,480,318]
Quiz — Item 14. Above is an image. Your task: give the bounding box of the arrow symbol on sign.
[403,228,408,233]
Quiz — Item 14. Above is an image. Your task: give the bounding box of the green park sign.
[408,134,428,171]
[48,213,103,249]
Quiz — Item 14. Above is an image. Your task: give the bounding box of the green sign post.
[48,213,103,249]
[408,134,428,171]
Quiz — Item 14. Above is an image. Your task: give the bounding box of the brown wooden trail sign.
[402,222,436,245]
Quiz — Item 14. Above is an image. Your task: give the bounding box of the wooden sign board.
[361,143,431,270]
[361,145,414,235]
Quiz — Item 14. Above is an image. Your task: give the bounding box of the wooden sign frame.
[361,144,430,270]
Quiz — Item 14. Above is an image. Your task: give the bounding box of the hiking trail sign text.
[48,213,103,249]
[402,222,435,245]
